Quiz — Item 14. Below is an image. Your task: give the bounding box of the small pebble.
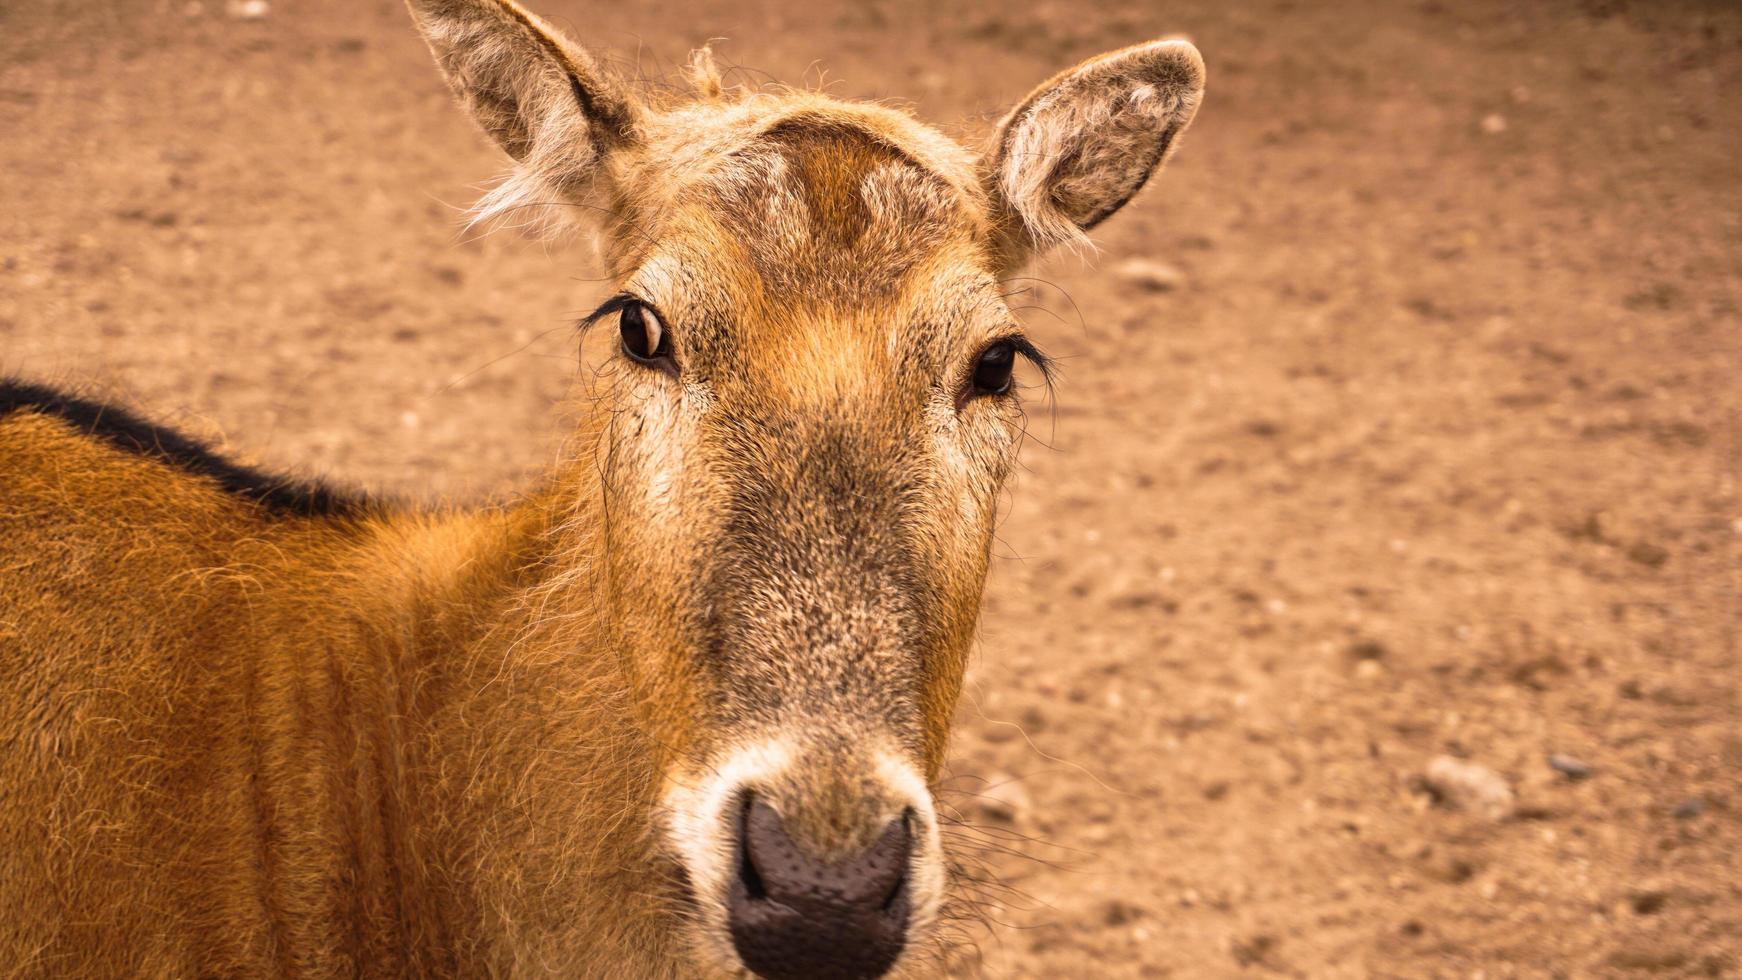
[1547,753,1593,780]
[1480,113,1508,134]
[1113,257,1186,293]
[1101,899,1144,926]
[971,773,1031,824]
[1423,756,1515,820]
[1629,889,1668,915]
[1672,798,1705,819]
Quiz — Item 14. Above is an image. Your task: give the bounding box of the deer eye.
[969,339,1017,397]
[618,301,672,366]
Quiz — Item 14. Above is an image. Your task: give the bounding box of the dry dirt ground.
[3,0,1739,976]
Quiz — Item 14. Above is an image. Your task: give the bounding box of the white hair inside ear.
[984,39,1205,261]
[406,0,644,237]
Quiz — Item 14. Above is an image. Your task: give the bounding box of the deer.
[0,1,1204,976]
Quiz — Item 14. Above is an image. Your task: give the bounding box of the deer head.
[407,2,1203,975]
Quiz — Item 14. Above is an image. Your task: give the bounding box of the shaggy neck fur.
[355,446,691,974]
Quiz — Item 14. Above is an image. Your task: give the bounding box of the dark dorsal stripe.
[756,117,929,248]
[0,379,372,520]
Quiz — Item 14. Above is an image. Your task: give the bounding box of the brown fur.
[0,2,1203,976]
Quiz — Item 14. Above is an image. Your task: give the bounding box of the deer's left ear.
[982,40,1205,263]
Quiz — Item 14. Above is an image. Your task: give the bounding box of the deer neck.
[367,446,678,968]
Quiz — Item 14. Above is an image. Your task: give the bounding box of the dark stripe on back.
[1,379,372,519]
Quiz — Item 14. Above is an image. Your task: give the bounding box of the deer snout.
[727,796,912,980]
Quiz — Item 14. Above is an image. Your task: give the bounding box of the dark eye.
[970,339,1017,397]
[618,301,672,366]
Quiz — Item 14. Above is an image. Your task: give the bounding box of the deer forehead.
[630,103,992,284]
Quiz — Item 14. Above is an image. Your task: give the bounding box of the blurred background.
[3,0,1738,975]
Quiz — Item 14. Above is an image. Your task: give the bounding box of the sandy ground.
[3,0,1740,976]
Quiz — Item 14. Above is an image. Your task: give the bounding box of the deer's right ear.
[406,0,641,218]
[982,40,1205,265]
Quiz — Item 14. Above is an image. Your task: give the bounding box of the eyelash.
[958,334,1051,407]
[583,292,678,376]
[581,292,650,334]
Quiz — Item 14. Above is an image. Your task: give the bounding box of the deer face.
[597,120,1029,977]
[409,3,1202,976]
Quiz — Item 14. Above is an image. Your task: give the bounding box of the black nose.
[727,797,913,980]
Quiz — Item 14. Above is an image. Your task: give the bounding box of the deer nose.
[727,796,912,980]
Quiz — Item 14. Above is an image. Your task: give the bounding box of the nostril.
[727,797,915,980]
[873,808,912,916]
[879,853,908,915]
[736,797,768,901]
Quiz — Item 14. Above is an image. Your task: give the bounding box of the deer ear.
[983,40,1205,263]
[406,0,642,225]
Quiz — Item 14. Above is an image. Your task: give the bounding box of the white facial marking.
[875,750,947,942]
[664,739,792,906]
[661,739,946,975]
[628,393,683,508]
[661,740,793,971]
